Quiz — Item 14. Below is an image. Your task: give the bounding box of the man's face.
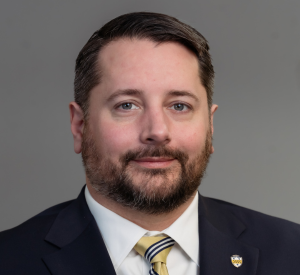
[76,39,217,214]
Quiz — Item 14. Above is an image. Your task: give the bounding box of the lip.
[132,157,175,168]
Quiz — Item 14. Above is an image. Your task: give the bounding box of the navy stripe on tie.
[149,264,159,275]
[147,239,175,262]
[146,239,175,262]
[148,242,175,262]
[144,237,173,260]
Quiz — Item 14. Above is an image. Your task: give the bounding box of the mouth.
[131,157,176,169]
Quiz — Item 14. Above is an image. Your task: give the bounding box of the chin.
[131,175,181,195]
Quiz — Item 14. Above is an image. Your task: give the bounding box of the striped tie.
[134,236,175,275]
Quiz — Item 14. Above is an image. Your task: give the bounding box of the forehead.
[97,38,203,94]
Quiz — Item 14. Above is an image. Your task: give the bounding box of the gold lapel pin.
[231,255,243,268]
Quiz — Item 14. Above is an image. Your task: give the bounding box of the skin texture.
[69,39,218,231]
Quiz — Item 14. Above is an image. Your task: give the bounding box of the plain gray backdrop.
[1,0,299,231]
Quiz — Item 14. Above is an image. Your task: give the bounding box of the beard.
[81,126,212,215]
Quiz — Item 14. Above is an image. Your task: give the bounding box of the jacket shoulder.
[0,199,74,237]
[0,200,74,268]
[210,197,300,230]
[202,196,300,273]
[206,196,300,249]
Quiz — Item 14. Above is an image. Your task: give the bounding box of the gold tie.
[134,236,175,275]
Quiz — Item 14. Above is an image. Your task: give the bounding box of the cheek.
[173,122,208,156]
[95,118,138,158]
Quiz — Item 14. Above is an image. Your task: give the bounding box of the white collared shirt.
[85,186,199,275]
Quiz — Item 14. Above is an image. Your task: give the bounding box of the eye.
[170,103,189,111]
[118,102,139,110]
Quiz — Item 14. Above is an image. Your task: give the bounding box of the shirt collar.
[163,192,199,266]
[85,186,199,269]
[85,186,147,269]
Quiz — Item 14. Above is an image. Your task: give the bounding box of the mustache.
[120,146,189,166]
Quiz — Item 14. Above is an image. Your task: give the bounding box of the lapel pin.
[231,255,243,268]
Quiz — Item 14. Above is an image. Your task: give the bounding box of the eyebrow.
[106,89,142,102]
[167,90,199,102]
[106,88,199,102]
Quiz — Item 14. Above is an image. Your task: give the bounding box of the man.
[0,12,299,275]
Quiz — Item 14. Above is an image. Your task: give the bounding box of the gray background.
[1,0,299,231]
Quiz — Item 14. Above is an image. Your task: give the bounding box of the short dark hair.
[74,12,215,118]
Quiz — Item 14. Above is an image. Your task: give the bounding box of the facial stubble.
[81,126,212,215]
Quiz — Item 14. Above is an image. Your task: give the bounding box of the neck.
[86,182,197,231]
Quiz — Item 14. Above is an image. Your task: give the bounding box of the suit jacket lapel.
[198,194,259,275]
[42,187,116,275]
[41,187,259,275]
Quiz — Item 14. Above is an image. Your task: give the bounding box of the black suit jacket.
[1,186,300,274]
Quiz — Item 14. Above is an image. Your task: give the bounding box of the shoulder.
[201,196,300,273]
[0,200,74,272]
[204,196,300,250]
[209,197,300,233]
[0,199,74,239]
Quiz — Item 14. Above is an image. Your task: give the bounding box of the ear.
[69,102,84,154]
[210,104,218,154]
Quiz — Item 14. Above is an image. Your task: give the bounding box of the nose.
[139,108,171,146]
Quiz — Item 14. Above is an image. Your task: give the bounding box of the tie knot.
[134,236,175,264]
